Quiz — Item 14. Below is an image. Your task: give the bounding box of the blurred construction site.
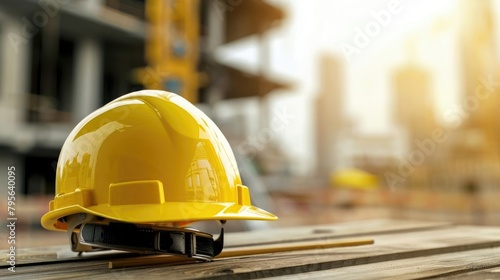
[1,0,500,248]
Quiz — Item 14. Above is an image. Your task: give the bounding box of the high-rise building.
[0,0,146,195]
[459,0,500,152]
[314,55,344,180]
[393,65,436,145]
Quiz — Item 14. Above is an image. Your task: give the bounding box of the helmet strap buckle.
[73,221,225,261]
[65,213,100,253]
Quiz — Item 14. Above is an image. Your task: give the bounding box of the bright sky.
[216,0,500,175]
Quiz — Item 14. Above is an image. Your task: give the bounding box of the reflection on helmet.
[41,90,277,232]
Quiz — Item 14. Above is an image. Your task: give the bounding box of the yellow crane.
[136,0,199,103]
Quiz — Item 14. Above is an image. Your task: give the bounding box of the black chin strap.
[75,221,224,261]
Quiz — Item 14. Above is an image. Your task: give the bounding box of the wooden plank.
[433,266,500,280]
[109,238,375,268]
[224,219,451,247]
[1,219,449,266]
[4,225,500,279]
[266,247,500,280]
[0,246,137,267]
[157,226,500,280]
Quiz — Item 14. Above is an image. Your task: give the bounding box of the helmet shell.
[41,90,277,231]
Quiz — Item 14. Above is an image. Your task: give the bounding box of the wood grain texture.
[109,238,374,268]
[432,265,500,280]
[223,219,451,247]
[1,219,448,266]
[2,220,500,280]
[267,247,500,280]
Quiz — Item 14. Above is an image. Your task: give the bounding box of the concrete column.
[205,0,225,105]
[72,38,103,123]
[77,0,104,13]
[0,17,32,131]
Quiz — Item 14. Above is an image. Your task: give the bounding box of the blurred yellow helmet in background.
[330,168,379,190]
[41,90,277,231]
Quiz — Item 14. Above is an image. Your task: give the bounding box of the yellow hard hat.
[41,90,277,232]
[330,168,379,190]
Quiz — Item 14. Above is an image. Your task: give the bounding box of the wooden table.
[3,219,500,279]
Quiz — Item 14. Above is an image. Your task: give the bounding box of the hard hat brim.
[41,202,278,231]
